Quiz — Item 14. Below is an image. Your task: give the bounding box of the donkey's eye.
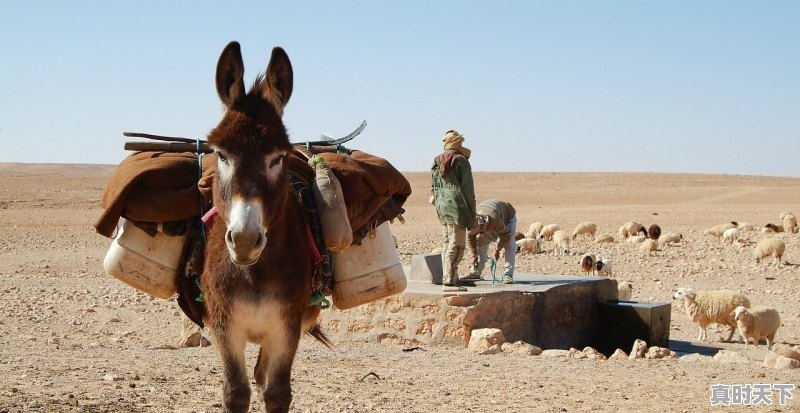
[268,154,285,168]
[216,151,229,165]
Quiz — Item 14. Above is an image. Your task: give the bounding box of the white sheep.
[672,287,751,342]
[779,211,793,221]
[639,238,657,253]
[736,222,754,231]
[551,229,571,256]
[617,281,632,301]
[571,222,597,241]
[594,234,615,244]
[595,258,613,276]
[626,234,646,244]
[515,237,540,255]
[525,222,544,239]
[782,213,797,234]
[753,238,785,266]
[525,221,544,238]
[618,221,645,239]
[659,233,683,245]
[703,222,737,238]
[579,253,596,275]
[732,306,781,350]
[540,224,560,240]
[721,228,740,244]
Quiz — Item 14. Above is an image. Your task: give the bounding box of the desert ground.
[1,163,799,412]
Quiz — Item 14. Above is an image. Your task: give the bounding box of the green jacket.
[431,150,476,227]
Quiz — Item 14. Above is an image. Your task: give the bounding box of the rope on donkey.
[196,139,207,242]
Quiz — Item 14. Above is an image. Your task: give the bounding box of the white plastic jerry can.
[103,219,187,299]
[331,222,407,310]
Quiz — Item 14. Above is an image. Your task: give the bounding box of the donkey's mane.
[250,73,266,95]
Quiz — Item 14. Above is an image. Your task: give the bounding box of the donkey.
[202,41,327,412]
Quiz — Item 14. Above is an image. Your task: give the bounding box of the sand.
[1,163,798,412]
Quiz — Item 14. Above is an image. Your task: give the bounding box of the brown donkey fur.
[202,41,326,413]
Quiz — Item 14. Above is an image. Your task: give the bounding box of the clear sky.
[1,1,798,176]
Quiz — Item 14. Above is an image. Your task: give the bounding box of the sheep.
[594,234,615,244]
[617,281,633,301]
[618,221,645,239]
[595,258,613,276]
[782,213,797,234]
[732,306,781,350]
[514,230,526,241]
[721,227,741,244]
[525,222,544,239]
[762,223,784,234]
[639,238,657,253]
[516,237,540,255]
[571,222,597,241]
[672,287,750,342]
[736,222,754,231]
[579,253,596,275]
[539,224,560,240]
[646,224,661,240]
[779,211,793,221]
[753,238,785,266]
[626,234,646,244]
[703,222,737,238]
[659,233,683,245]
[551,229,571,255]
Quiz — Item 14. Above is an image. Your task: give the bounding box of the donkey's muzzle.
[226,228,266,265]
[225,199,267,265]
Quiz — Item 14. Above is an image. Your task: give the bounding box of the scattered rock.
[500,341,542,356]
[567,348,587,359]
[177,331,212,348]
[763,351,800,369]
[645,346,676,359]
[712,350,752,365]
[771,343,800,362]
[103,374,123,382]
[468,328,505,355]
[608,349,628,361]
[629,339,647,360]
[541,349,570,357]
[582,347,607,360]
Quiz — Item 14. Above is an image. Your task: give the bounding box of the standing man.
[431,130,476,292]
[465,199,517,284]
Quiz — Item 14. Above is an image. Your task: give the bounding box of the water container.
[332,222,407,310]
[310,156,352,253]
[103,219,187,299]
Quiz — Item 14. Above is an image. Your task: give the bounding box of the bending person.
[465,199,517,284]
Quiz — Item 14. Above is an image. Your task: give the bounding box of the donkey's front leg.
[214,328,251,413]
[254,318,302,413]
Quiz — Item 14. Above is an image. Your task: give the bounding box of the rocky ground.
[1,164,798,412]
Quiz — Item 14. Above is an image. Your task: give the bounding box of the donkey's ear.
[216,41,246,109]
[261,47,293,117]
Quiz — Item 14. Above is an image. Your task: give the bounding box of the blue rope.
[489,258,499,284]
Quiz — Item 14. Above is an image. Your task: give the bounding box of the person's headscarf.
[442,129,471,159]
[468,212,489,236]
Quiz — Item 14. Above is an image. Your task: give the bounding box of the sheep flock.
[497,211,797,349]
